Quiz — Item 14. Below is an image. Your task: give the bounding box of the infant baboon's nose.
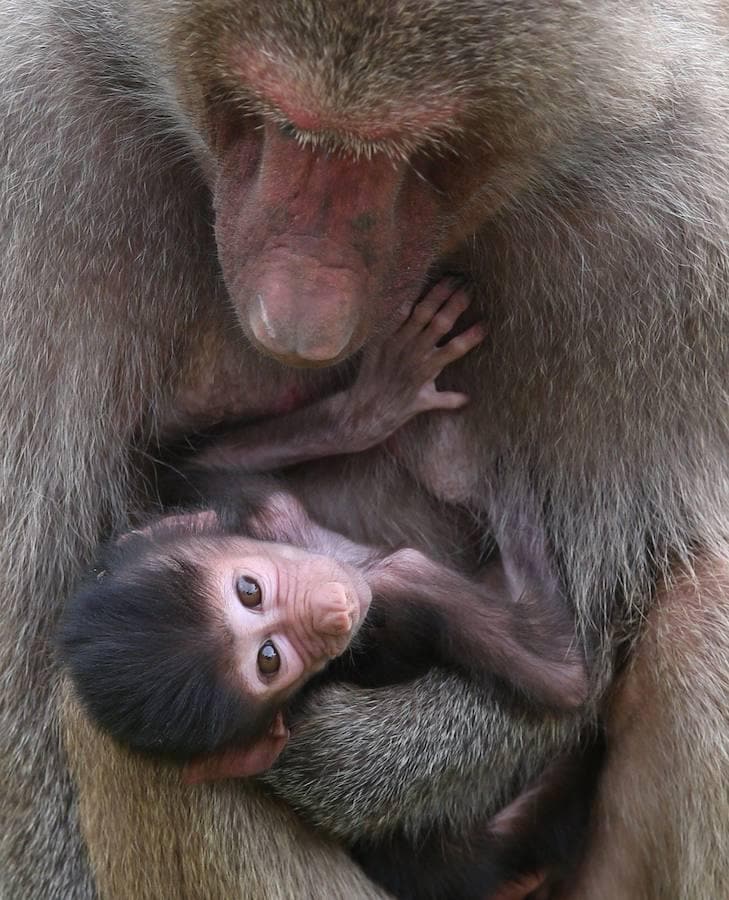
[319,608,352,636]
[314,583,354,638]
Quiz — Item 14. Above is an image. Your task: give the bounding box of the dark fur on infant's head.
[59,522,278,761]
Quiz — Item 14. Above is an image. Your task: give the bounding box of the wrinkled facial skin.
[212,120,443,367]
[149,0,579,367]
[166,5,517,367]
[206,538,372,702]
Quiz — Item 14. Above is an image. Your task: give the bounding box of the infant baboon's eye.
[257,640,280,675]
[236,575,262,607]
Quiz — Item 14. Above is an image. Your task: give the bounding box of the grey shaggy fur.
[2,1,729,898]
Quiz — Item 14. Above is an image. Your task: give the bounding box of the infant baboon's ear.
[118,509,219,544]
[182,713,290,783]
[152,509,219,535]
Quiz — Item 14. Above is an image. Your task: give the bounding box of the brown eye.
[257,641,280,675]
[236,575,261,608]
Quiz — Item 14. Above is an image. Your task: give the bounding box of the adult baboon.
[2,1,729,898]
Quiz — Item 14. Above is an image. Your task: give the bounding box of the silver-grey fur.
[2,1,729,898]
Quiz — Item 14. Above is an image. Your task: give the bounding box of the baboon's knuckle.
[447,336,468,355]
[433,312,454,332]
[412,305,435,325]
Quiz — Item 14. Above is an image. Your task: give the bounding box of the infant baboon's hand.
[340,280,485,450]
